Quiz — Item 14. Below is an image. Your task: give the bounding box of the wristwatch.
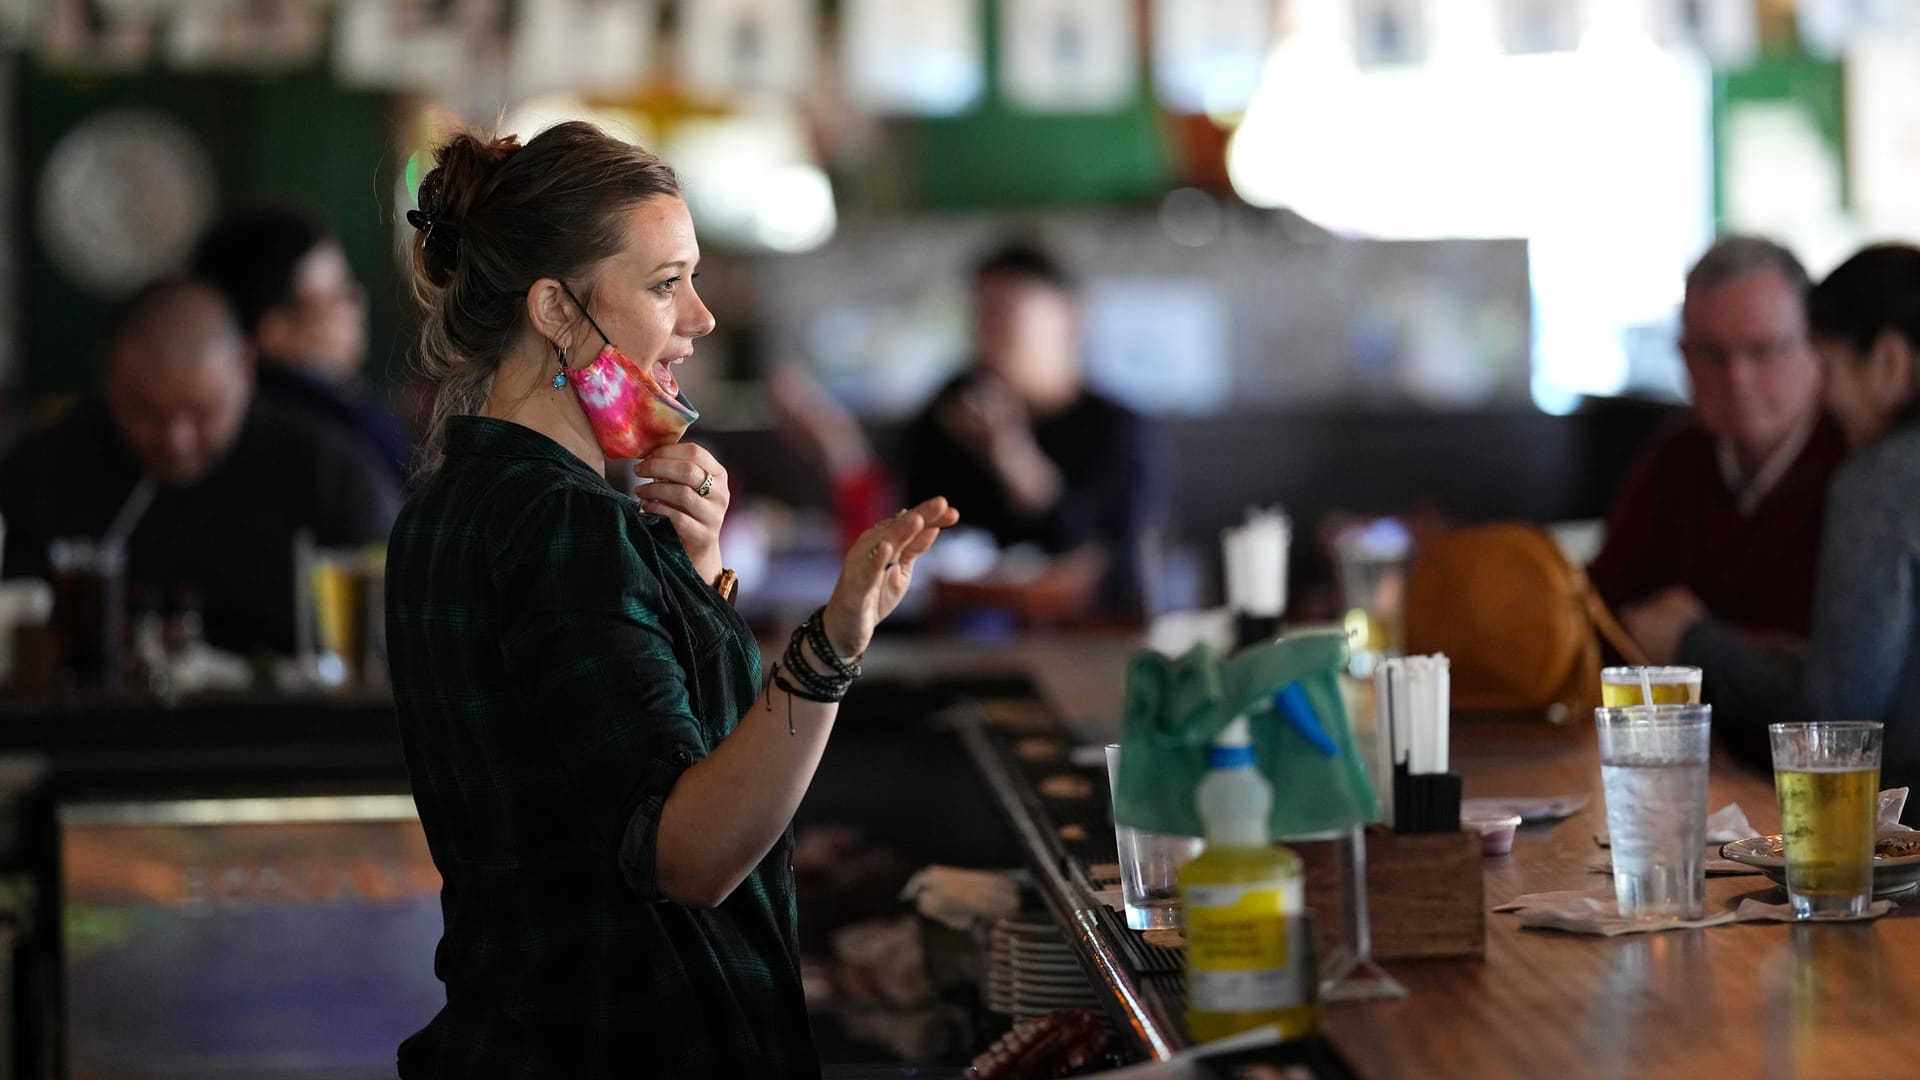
[713,568,738,604]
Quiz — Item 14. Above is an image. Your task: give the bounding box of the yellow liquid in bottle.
[1180,842,1318,1044]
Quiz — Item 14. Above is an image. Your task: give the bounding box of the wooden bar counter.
[1325,716,1914,1080]
[865,637,1920,1080]
[4,637,1913,1079]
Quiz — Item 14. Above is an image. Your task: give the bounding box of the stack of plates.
[983,916,1100,1020]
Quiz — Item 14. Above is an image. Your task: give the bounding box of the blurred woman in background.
[1625,244,1920,796]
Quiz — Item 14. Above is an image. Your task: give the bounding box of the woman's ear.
[524,278,577,351]
[1869,328,1914,402]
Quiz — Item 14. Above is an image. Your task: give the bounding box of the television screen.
[61,795,444,1079]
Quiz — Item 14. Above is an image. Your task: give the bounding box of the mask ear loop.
[558,280,615,348]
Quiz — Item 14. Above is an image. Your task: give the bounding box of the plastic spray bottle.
[1178,714,1317,1043]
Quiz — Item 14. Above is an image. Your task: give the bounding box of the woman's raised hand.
[821,497,960,659]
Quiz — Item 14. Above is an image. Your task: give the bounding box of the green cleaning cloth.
[1113,629,1379,839]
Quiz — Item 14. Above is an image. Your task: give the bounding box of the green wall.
[16,62,401,401]
[910,2,1174,210]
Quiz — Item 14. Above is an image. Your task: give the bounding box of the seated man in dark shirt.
[1590,235,1847,653]
[0,277,400,656]
[193,205,414,487]
[904,241,1157,621]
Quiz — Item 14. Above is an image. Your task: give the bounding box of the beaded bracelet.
[802,606,862,679]
[761,611,860,734]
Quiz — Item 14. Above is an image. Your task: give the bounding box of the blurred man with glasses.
[1592,235,1847,658]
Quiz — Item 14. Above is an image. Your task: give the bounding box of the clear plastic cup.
[1104,743,1204,930]
[1595,704,1712,921]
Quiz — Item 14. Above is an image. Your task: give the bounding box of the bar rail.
[949,704,1184,1062]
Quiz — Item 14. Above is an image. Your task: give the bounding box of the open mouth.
[642,358,698,422]
[651,358,680,398]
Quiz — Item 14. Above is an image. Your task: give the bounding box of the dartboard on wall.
[36,107,218,299]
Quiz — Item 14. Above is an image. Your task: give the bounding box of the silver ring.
[695,471,716,498]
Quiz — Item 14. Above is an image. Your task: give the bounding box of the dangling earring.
[550,341,569,389]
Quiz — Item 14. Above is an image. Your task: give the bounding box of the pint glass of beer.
[1768,722,1882,918]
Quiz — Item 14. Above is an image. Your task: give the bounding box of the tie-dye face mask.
[559,282,699,459]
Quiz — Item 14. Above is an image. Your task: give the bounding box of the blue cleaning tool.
[1271,681,1339,757]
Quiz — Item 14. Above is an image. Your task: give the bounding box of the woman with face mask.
[386,122,958,1078]
[1625,243,1920,807]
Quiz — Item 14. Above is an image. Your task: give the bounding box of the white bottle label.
[1184,878,1309,1013]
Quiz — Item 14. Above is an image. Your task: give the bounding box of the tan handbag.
[1403,523,1647,724]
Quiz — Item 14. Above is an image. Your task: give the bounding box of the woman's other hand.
[822,497,960,658]
[635,442,729,583]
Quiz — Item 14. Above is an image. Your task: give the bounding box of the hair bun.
[410,132,523,288]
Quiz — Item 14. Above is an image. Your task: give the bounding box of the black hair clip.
[406,206,460,262]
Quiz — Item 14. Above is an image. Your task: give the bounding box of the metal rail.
[950,706,1183,1062]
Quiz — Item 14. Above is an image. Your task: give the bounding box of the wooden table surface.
[867,637,1915,1080]
[1322,717,1914,1080]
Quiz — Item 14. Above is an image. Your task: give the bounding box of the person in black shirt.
[386,122,956,1078]
[0,277,400,655]
[193,205,415,487]
[905,240,1157,620]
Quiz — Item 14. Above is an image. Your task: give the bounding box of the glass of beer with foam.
[1768,722,1883,918]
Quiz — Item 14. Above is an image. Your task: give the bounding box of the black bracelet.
[780,661,845,702]
[802,607,862,679]
[782,621,852,701]
[773,669,842,704]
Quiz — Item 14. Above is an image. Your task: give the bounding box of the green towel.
[1114,630,1378,839]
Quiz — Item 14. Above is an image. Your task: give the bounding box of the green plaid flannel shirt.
[388,417,817,1078]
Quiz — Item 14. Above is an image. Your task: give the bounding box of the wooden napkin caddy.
[1293,824,1485,961]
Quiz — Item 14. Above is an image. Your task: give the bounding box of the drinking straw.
[1639,669,1655,706]
[103,476,156,549]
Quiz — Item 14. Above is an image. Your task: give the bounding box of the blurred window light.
[1643,0,1759,65]
[1228,24,1712,411]
[164,0,328,70]
[1498,0,1580,55]
[509,0,655,98]
[1798,0,1916,60]
[334,0,484,90]
[1151,0,1273,115]
[1846,31,1920,231]
[1351,0,1429,66]
[663,108,837,254]
[679,0,816,99]
[1724,103,1842,230]
[1000,0,1139,113]
[753,164,838,253]
[842,0,985,116]
[1082,277,1232,414]
[501,95,655,148]
[1720,98,1862,277]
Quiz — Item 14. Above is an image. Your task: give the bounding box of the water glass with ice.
[1595,704,1712,921]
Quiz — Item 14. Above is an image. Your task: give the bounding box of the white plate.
[1719,833,1920,897]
